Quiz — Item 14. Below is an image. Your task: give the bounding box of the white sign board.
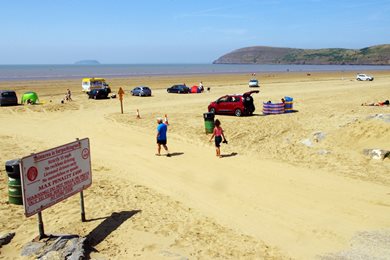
[20,138,92,217]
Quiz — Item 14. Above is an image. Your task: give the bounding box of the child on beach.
[66,89,72,101]
[209,119,227,158]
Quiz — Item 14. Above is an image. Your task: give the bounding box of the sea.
[1,64,390,81]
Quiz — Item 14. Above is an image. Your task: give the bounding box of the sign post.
[37,212,46,239]
[20,138,92,238]
[80,191,86,222]
[118,87,125,114]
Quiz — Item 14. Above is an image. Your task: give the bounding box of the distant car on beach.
[87,88,111,99]
[248,79,259,87]
[356,74,374,81]
[208,90,259,117]
[167,84,190,94]
[0,90,18,106]
[130,86,152,96]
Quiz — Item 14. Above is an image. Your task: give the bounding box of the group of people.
[266,98,286,104]
[183,81,206,92]
[61,89,72,103]
[156,117,227,158]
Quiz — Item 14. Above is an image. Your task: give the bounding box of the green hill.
[213,44,390,65]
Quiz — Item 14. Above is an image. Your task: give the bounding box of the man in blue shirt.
[156,118,170,156]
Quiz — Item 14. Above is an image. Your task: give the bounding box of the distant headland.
[213,44,390,65]
[74,60,100,65]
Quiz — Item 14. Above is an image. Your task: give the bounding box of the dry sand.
[0,71,389,259]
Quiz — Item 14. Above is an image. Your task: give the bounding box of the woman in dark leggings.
[209,119,227,158]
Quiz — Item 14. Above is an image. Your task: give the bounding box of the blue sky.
[1,0,389,64]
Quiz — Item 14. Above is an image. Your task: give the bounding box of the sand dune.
[0,71,389,259]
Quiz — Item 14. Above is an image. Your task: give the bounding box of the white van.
[82,78,109,92]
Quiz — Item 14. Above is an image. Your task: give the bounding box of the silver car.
[131,86,152,96]
[0,90,18,106]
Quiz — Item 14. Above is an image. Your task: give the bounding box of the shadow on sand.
[253,110,299,116]
[221,152,238,158]
[167,152,184,157]
[86,210,141,248]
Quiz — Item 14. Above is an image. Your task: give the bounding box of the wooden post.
[118,87,125,114]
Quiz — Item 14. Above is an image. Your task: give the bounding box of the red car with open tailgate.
[208,90,259,116]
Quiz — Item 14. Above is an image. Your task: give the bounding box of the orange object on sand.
[136,109,141,119]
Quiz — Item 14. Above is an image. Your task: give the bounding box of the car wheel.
[209,108,216,114]
[357,78,362,81]
[234,109,242,117]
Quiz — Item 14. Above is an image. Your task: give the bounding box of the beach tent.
[191,85,201,93]
[21,92,39,104]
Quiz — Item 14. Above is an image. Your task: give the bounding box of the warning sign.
[20,138,92,217]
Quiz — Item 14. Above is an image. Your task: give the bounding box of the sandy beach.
[0,71,389,259]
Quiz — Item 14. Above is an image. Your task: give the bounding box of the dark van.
[0,90,18,106]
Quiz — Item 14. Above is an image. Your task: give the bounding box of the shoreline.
[1,64,390,82]
[0,69,389,85]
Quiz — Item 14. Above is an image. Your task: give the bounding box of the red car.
[208,90,259,116]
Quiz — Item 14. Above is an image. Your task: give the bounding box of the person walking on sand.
[66,89,72,101]
[199,81,204,92]
[156,117,170,157]
[209,119,227,158]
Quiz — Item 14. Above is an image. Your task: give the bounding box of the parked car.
[356,74,374,81]
[0,90,18,106]
[131,86,152,96]
[249,79,259,87]
[208,90,259,116]
[167,84,190,94]
[87,88,111,99]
